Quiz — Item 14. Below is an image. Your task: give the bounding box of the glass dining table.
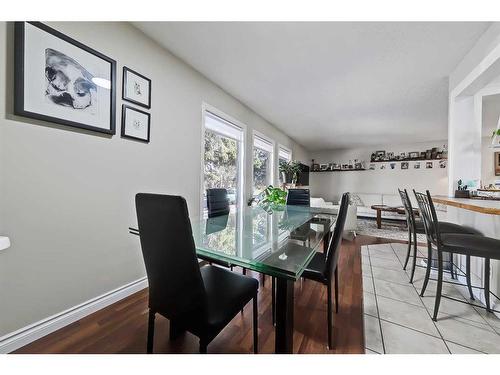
[130,204,337,353]
[191,204,337,353]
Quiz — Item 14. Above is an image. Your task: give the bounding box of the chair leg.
[199,341,208,354]
[327,282,333,350]
[420,241,432,297]
[243,268,247,275]
[403,228,412,270]
[432,250,444,321]
[466,255,475,300]
[449,252,455,279]
[271,277,276,326]
[485,258,491,313]
[253,295,259,354]
[147,310,155,354]
[409,231,418,283]
[334,268,339,313]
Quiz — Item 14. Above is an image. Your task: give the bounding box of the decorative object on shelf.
[279,160,302,184]
[491,116,500,149]
[14,22,116,135]
[121,104,151,142]
[387,152,394,160]
[369,163,376,170]
[409,151,419,159]
[426,161,433,169]
[0,236,10,252]
[455,179,470,198]
[414,162,421,169]
[389,162,396,169]
[401,162,409,170]
[380,164,386,170]
[495,152,500,176]
[311,159,320,171]
[439,160,447,169]
[320,163,328,171]
[122,67,151,109]
[425,149,432,159]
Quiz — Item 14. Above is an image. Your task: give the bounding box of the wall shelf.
[311,169,366,173]
[369,158,447,163]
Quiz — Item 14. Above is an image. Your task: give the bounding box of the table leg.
[275,277,294,353]
[376,210,382,229]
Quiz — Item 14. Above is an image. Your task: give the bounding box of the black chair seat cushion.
[440,233,500,259]
[198,265,258,336]
[302,252,327,283]
[415,220,483,236]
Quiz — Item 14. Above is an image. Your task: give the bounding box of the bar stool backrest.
[398,189,417,232]
[413,190,441,246]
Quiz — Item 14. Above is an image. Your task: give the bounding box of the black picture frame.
[14,22,117,135]
[121,104,151,143]
[122,67,151,109]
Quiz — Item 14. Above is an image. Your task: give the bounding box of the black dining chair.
[398,189,481,298]
[286,188,311,206]
[413,190,500,320]
[207,188,230,218]
[301,192,349,349]
[135,193,259,353]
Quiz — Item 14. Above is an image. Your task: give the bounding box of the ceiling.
[134,22,490,151]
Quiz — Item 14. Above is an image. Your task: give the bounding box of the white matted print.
[122,67,151,108]
[15,22,116,134]
[121,105,150,142]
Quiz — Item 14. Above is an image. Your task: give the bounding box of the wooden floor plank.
[14,235,400,354]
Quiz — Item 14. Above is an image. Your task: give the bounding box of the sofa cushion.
[356,193,382,207]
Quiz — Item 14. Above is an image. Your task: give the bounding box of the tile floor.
[362,242,500,354]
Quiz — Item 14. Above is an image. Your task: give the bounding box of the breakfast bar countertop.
[433,195,500,216]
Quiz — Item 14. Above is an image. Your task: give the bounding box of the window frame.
[252,130,275,195]
[200,103,247,217]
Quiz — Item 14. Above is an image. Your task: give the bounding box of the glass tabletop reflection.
[191,205,337,280]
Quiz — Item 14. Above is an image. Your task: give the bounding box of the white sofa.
[351,193,406,221]
[311,197,358,234]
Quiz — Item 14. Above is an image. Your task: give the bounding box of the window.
[253,134,274,196]
[202,110,244,216]
[278,146,292,184]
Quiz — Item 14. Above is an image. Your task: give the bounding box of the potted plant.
[279,160,301,184]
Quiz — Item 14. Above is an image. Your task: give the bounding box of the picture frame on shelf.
[14,22,116,135]
[439,160,447,169]
[121,104,151,143]
[414,162,421,169]
[401,162,409,170]
[122,67,151,109]
[495,152,500,176]
[426,161,433,169]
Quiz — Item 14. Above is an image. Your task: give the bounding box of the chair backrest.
[206,188,230,218]
[413,190,441,246]
[398,188,417,231]
[286,188,310,206]
[135,193,206,319]
[324,192,349,279]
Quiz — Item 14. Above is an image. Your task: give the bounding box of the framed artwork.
[122,67,151,109]
[369,163,376,170]
[439,160,447,169]
[495,152,500,176]
[14,22,116,135]
[426,161,433,169]
[414,162,421,169]
[401,162,409,170]
[121,105,151,143]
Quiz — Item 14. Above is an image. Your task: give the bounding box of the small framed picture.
[439,160,447,169]
[495,152,500,176]
[121,105,150,142]
[401,162,409,170]
[426,161,433,169]
[122,67,151,109]
[414,162,421,169]
[369,163,376,170]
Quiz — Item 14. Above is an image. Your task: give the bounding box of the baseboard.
[0,276,148,353]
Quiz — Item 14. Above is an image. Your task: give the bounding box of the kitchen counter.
[432,195,500,215]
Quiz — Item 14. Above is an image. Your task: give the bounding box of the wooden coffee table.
[370,205,406,229]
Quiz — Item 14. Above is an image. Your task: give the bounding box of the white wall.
[309,141,448,202]
[0,21,309,337]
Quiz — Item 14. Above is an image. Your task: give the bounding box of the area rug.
[356,218,426,242]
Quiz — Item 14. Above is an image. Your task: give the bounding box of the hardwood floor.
[14,235,399,354]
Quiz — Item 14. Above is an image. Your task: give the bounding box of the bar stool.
[398,189,482,300]
[413,190,500,320]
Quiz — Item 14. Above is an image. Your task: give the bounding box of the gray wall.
[0,22,309,336]
[309,140,449,203]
